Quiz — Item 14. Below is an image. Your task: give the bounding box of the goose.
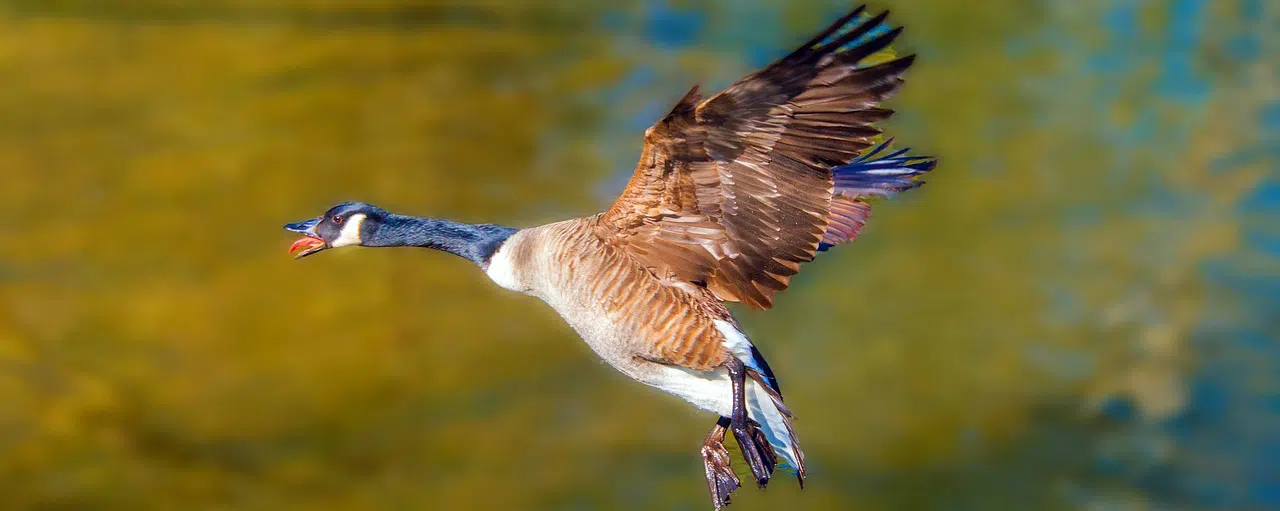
[284,5,935,509]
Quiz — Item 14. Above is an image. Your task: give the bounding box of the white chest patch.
[331,213,366,248]
[485,241,520,291]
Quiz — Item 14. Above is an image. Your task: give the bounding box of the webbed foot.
[701,417,740,510]
[730,417,776,488]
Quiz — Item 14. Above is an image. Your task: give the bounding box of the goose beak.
[284,218,327,259]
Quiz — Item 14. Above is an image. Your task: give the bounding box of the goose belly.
[543,251,728,361]
[539,285,644,371]
[544,288,734,416]
[530,263,740,413]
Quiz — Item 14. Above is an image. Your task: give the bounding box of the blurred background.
[0,0,1275,509]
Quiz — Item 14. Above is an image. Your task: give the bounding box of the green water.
[0,0,1274,509]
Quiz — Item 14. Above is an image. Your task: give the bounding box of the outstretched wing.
[597,6,934,309]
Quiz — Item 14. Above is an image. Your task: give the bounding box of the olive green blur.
[0,1,1273,510]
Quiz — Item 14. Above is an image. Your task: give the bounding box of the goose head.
[284,202,387,258]
[285,202,517,265]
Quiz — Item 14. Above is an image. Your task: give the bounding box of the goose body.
[285,6,935,509]
[484,217,799,465]
[487,218,734,374]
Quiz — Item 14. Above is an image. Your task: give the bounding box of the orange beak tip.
[289,236,325,255]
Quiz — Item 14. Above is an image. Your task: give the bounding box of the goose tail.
[714,320,807,485]
[746,370,806,486]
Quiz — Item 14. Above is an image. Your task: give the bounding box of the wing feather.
[598,6,933,308]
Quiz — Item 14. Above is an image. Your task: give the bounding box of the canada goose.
[285,6,934,509]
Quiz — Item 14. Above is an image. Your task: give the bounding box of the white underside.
[714,319,758,371]
[648,359,801,471]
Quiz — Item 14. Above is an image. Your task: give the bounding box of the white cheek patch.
[331,213,366,247]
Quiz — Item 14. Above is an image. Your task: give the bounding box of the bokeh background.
[1,0,1275,509]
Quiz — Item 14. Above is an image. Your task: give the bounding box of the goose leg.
[701,416,740,510]
[726,358,776,487]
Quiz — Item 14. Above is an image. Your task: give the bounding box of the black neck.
[366,215,517,266]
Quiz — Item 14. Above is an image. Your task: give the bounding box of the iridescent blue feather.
[818,139,936,252]
[832,138,936,198]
